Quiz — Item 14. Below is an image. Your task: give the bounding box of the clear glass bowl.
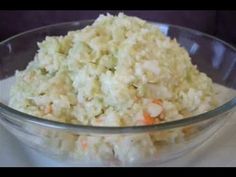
[0,21,236,166]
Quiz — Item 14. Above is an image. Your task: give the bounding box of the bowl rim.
[0,20,236,134]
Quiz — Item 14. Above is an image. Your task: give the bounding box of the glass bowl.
[0,20,236,166]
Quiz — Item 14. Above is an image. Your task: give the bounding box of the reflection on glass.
[212,42,225,69]
[157,25,169,35]
[189,43,199,55]
[7,43,12,53]
[178,35,199,56]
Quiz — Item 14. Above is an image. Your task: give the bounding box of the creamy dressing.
[1,13,235,164]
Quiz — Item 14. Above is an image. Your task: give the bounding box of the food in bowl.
[7,13,227,164]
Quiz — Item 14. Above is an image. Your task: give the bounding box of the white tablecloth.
[0,113,235,167]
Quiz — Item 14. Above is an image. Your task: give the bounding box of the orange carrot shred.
[159,112,165,120]
[44,105,52,114]
[81,140,88,150]
[152,99,163,105]
[143,111,155,125]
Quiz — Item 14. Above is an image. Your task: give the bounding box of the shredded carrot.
[81,139,88,150]
[44,105,52,114]
[96,118,102,123]
[159,111,165,120]
[134,95,141,102]
[143,111,156,125]
[182,126,195,135]
[152,99,163,105]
